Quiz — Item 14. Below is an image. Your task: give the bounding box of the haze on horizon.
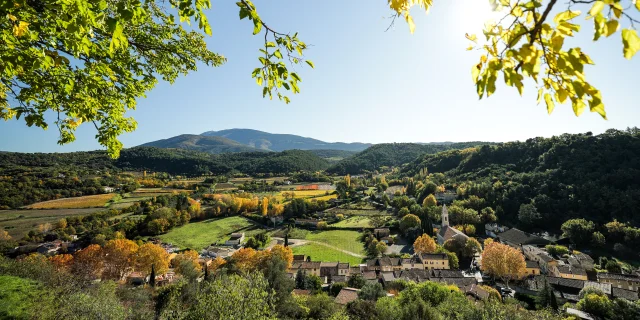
[1,0,639,153]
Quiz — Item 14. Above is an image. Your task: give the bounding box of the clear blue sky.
[1,0,639,153]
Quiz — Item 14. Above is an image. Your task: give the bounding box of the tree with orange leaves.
[413,234,437,255]
[173,249,202,274]
[49,254,73,271]
[230,247,258,273]
[481,241,526,287]
[102,239,139,280]
[73,244,104,279]
[136,243,170,276]
[268,245,293,269]
[208,256,227,273]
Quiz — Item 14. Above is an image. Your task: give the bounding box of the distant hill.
[201,128,371,152]
[139,134,261,154]
[326,142,492,175]
[308,149,357,163]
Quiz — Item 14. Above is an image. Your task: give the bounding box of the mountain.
[139,134,261,154]
[201,129,371,152]
[326,142,492,175]
[400,128,640,230]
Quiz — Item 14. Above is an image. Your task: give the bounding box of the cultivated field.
[304,230,365,255]
[331,216,372,228]
[0,208,105,239]
[291,244,363,265]
[158,216,263,250]
[329,208,389,216]
[25,194,117,209]
[271,190,334,202]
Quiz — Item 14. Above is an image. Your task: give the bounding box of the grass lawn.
[26,194,116,209]
[292,243,363,265]
[158,216,263,250]
[0,275,52,319]
[330,208,390,216]
[0,208,105,239]
[305,230,365,255]
[332,216,372,228]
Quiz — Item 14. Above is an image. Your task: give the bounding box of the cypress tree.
[149,264,156,288]
[204,264,210,281]
[295,269,305,289]
[284,233,289,247]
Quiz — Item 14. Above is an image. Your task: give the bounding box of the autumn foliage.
[413,234,437,254]
[481,241,526,285]
[230,244,293,273]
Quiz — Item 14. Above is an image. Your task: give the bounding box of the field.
[271,190,334,202]
[0,208,105,239]
[292,243,363,265]
[304,230,365,255]
[158,216,263,250]
[0,275,51,319]
[329,208,390,216]
[331,216,372,228]
[25,194,117,209]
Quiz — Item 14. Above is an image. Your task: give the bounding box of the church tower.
[441,204,449,227]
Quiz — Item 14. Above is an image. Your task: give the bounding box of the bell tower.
[442,204,449,227]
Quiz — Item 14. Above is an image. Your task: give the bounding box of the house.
[381,271,398,286]
[496,228,549,248]
[418,253,450,270]
[36,242,61,256]
[525,260,541,276]
[320,262,339,277]
[612,287,639,301]
[583,281,612,295]
[373,228,390,239]
[127,272,146,286]
[552,265,588,281]
[434,192,456,204]
[335,288,360,305]
[597,273,640,291]
[522,245,557,274]
[571,252,595,270]
[365,257,398,272]
[291,261,322,276]
[528,276,585,301]
[224,233,245,247]
[338,263,350,276]
[462,284,495,301]
[394,269,432,283]
[437,205,468,245]
[102,186,116,193]
[401,257,423,270]
[432,277,477,289]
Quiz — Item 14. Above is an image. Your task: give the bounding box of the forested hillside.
[0,148,329,208]
[402,128,640,229]
[327,142,492,175]
[139,134,261,154]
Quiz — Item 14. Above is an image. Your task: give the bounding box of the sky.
[2,0,639,153]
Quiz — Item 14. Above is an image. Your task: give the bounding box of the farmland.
[331,216,372,228]
[291,243,363,265]
[304,230,365,255]
[270,190,334,202]
[25,194,117,209]
[158,216,263,250]
[0,208,105,239]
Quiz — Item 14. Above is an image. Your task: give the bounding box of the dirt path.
[271,237,365,258]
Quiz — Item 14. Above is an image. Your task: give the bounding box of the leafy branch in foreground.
[1,0,313,157]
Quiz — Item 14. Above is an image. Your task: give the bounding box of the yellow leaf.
[12,21,29,37]
[553,10,581,25]
[466,46,474,51]
[572,98,586,116]
[589,93,607,119]
[512,6,523,17]
[605,19,619,37]
[536,88,543,105]
[556,88,568,103]
[466,33,477,42]
[544,93,555,114]
[406,14,416,34]
[622,29,640,59]
[481,55,487,63]
[588,1,605,17]
[7,14,17,21]
[637,0,640,11]
[472,64,481,83]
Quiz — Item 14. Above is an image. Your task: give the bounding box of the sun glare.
[458,0,497,35]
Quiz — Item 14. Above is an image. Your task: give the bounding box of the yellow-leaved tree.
[481,241,526,287]
[413,234,437,254]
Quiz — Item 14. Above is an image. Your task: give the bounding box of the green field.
[0,208,105,239]
[305,230,365,255]
[292,243,363,265]
[331,216,372,228]
[0,275,52,319]
[158,216,263,250]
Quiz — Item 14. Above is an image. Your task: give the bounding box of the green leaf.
[622,29,640,59]
[605,20,619,37]
[544,93,555,114]
[305,60,315,69]
[572,98,586,116]
[553,10,581,25]
[274,50,283,59]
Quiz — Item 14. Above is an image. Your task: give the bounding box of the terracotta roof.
[497,228,549,246]
[335,288,360,305]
